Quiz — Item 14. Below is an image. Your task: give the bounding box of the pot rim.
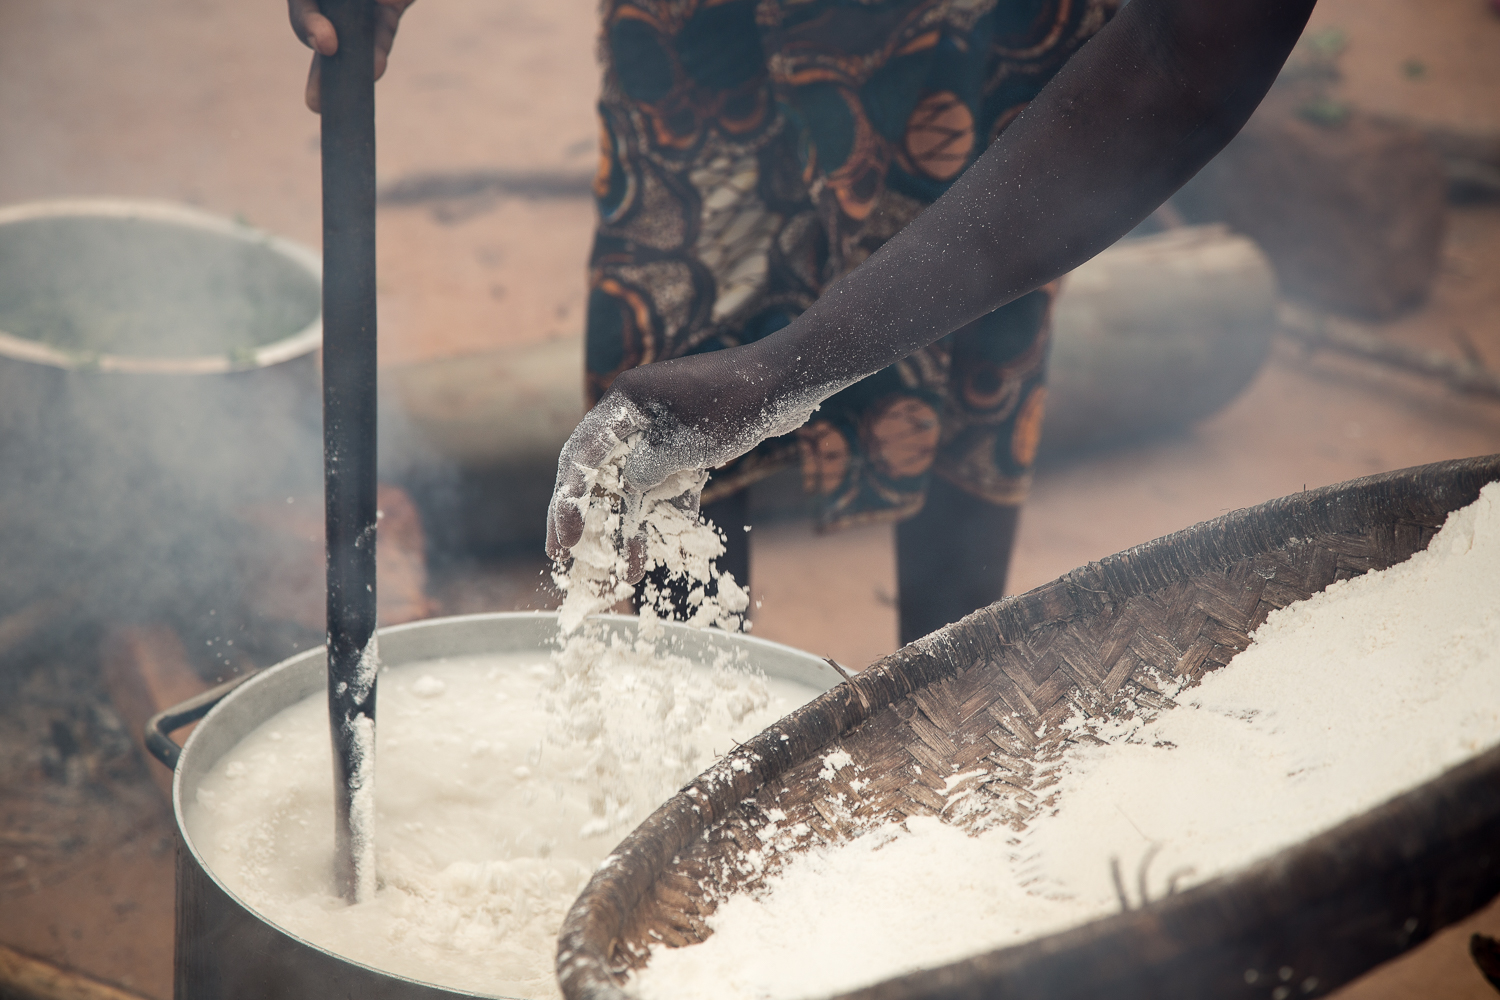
[0,197,322,375]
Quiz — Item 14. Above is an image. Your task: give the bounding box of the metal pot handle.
[145,671,257,769]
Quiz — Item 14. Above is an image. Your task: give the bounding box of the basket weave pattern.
[558,456,1500,1000]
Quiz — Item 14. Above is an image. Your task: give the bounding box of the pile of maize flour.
[187,452,801,999]
[632,482,1500,1000]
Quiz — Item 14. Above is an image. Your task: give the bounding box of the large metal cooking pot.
[0,198,325,621]
[147,612,841,1000]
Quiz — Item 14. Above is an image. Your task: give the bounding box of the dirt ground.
[1,0,1499,998]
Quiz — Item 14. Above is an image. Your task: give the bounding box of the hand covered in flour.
[289,0,415,112]
[545,346,817,574]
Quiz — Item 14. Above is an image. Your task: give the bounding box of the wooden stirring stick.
[318,0,380,904]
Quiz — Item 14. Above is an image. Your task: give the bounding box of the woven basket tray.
[557,455,1500,1000]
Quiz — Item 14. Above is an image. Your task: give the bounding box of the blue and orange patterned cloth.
[586,0,1118,529]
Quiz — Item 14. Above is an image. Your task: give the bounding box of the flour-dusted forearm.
[756,0,1318,403]
[547,0,1317,557]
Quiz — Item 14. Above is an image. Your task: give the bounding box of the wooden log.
[1279,302,1500,402]
[0,593,76,662]
[99,624,208,800]
[0,942,153,1000]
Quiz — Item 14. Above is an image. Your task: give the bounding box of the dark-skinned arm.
[547,0,1318,561]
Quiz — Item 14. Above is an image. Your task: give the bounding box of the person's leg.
[702,489,751,593]
[895,477,1019,645]
[635,488,752,620]
[899,279,1057,646]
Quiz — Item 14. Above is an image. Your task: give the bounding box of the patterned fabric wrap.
[586,0,1118,529]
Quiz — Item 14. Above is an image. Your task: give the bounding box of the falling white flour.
[630,482,1500,1000]
[551,432,748,635]
[187,449,802,998]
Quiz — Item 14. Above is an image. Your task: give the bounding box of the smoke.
[0,210,458,673]
[0,359,313,618]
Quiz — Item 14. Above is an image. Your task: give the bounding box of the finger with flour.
[546,404,644,560]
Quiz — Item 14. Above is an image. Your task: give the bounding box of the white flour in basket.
[631,482,1500,1000]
